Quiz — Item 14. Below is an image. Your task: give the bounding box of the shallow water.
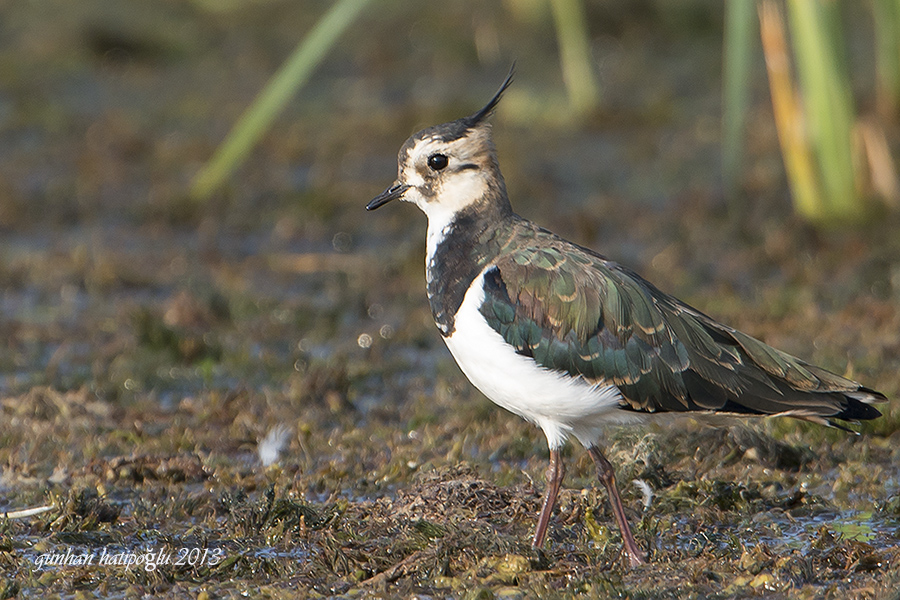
[2,1,899,598]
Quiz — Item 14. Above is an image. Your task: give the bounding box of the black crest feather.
[461,63,515,129]
[432,64,515,142]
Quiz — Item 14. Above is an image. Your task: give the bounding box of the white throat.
[419,170,489,279]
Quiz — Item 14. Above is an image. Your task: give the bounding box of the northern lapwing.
[366,70,886,567]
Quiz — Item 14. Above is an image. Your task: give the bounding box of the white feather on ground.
[633,479,653,510]
[258,424,292,467]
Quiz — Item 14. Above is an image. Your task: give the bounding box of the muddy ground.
[1,1,899,598]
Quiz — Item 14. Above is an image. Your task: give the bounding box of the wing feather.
[478,222,885,422]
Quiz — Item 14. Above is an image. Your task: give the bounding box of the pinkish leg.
[531,447,565,548]
[588,445,647,567]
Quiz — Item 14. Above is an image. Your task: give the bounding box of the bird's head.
[367,69,514,224]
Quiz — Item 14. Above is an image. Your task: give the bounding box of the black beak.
[366,182,409,211]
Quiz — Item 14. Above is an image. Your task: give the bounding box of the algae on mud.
[2,0,900,598]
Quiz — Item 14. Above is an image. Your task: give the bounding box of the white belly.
[443,268,631,449]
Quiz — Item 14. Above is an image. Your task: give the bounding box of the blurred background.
[1,0,899,595]
[1,0,897,417]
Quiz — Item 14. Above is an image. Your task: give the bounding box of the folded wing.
[478,227,884,425]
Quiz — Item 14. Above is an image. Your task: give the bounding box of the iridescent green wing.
[479,229,883,420]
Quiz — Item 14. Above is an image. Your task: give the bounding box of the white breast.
[443,268,636,450]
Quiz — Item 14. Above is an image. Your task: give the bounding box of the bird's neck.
[425,197,515,337]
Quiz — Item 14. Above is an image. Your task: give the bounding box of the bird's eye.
[427,154,449,171]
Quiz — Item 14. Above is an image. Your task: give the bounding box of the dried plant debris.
[88,454,210,484]
[2,389,900,597]
[2,1,900,597]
